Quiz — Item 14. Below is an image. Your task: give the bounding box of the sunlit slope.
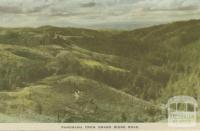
[0,34,162,122]
[1,20,200,122]
[71,20,200,102]
[0,75,162,122]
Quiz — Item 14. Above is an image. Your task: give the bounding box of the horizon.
[0,19,199,31]
[0,0,200,29]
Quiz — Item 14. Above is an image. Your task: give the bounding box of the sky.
[0,0,200,29]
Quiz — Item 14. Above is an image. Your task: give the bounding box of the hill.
[0,19,200,122]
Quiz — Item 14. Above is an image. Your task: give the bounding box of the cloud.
[0,5,22,14]
[80,2,96,8]
[136,0,200,12]
[0,0,199,29]
[0,0,54,15]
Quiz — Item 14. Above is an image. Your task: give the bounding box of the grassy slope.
[1,20,200,122]
[13,75,161,122]
[73,19,200,101]
[0,39,162,122]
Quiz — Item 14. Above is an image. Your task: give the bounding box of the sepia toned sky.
[0,0,200,29]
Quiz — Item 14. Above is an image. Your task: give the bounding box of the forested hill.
[0,19,199,122]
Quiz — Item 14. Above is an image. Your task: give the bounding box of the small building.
[167,96,198,127]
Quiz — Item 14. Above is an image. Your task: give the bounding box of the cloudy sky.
[0,0,200,29]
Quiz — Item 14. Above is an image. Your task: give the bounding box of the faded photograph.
[0,0,199,123]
